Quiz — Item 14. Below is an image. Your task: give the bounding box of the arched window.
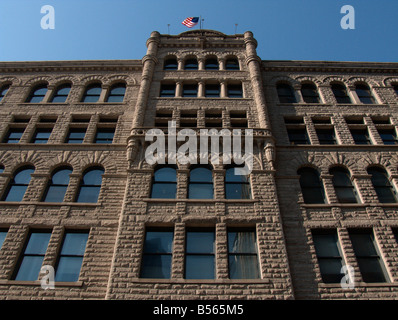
[150,166,177,199]
[225,166,251,199]
[277,83,297,103]
[298,167,326,204]
[330,167,359,203]
[367,167,397,203]
[42,167,72,202]
[205,58,219,70]
[26,84,47,103]
[2,166,35,202]
[164,57,178,70]
[0,84,10,102]
[106,83,126,102]
[332,83,351,104]
[301,83,320,103]
[50,84,71,103]
[184,58,198,70]
[76,167,104,203]
[225,58,240,70]
[355,84,375,104]
[81,83,102,102]
[188,166,213,199]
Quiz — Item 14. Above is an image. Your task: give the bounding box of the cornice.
[0,60,143,73]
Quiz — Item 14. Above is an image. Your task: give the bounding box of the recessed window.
[159,83,176,98]
[225,58,240,70]
[42,167,72,202]
[227,228,259,279]
[350,129,371,145]
[150,166,177,199]
[0,84,10,102]
[330,167,359,203]
[94,128,115,144]
[0,229,7,250]
[75,167,104,203]
[164,57,178,70]
[55,231,89,282]
[3,128,25,143]
[2,166,34,202]
[205,58,218,70]
[312,230,344,283]
[31,128,52,144]
[277,83,297,103]
[349,229,389,283]
[26,84,47,103]
[393,84,398,97]
[301,83,320,103]
[332,83,351,104]
[367,167,397,203]
[50,84,71,103]
[227,83,243,98]
[140,228,174,279]
[205,84,220,98]
[355,84,375,104]
[316,128,337,145]
[81,84,101,103]
[13,231,51,281]
[378,128,398,145]
[185,228,215,279]
[106,83,126,102]
[182,84,198,98]
[65,128,86,144]
[287,128,310,145]
[225,166,251,199]
[298,167,326,204]
[184,58,198,70]
[188,166,213,199]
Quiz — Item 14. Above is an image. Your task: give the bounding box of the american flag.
[182,17,199,28]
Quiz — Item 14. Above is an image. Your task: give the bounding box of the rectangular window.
[227,228,260,279]
[182,84,198,98]
[55,231,89,282]
[185,228,215,279]
[140,228,174,279]
[13,231,51,281]
[349,229,389,283]
[287,128,310,145]
[316,128,337,145]
[312,230,344,283]
[65,128,86,144]
[350,128,371,145]
[227,84,243,98]
[31,128,52,144]
[378,129,398,145]
[94,128,115,144]
[160,84,176,97]
[4,128,25,143]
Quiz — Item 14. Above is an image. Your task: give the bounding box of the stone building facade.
[0,30,396,299]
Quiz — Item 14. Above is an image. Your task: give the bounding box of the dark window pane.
[76,186,100,203]
[190,167,212,182]
[277,84,297,103]
[51,85,71,103]
[287,128,310,145]
[331,168,358,203]
[0,85,10,102]
[27,86,47,103]
[184,59,198,70]
[82,85,101,102]
[356,85,375,104]
[106,85,125,102]
[368,167,397,203]
[378,129,398,145]
[185,255,214,279]
[316,129,337,144]
[144,231,173,253]
[227,84,243,98]
[32,129,52,144]
[205,59,218,70]
[188,183,213,199]
[228,231,257,254]
[3,167,34,202]
[182,84,198,97]
[55,256,83,282]
[301,84,320,103]
[318,258,344,283]
[151,183,176,199]
[94,128,115,144]
[164,59,178,70]
[4,129,24,143]
[332,84,351,104]
[83,169,103,185]
[298,168,325,204]
[44,185,68,202]
[66,129,86,143]
[60,232,89,256]
[351,129,370,145]
[225,59,239,70]
[0,231,7,249]
[229,255,259,279]
[186,231,214,253]
[141,255,172,279]
[160,84,176,97]
[76,168,103,203]
[225,168,251,199]
[14,232,51,281]
[205,84,220,97]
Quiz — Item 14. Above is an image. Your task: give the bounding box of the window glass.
[277,84,297,103]
[205,84,220,97]
[182,84,198,97]
[227,84,243,98]
[330,167,359,203]
[160,84,176,97]
[14,231,51,281]
[3,167,34,202]
[27,85,47,103]
[4,128,25,143]
[66,128,86,143]
[189,166,213,199]
[151,166,177,199]
[332,84,351,104]
[351,129,370,145]
[298,168,325,204]
[76,168,104,203]
[316,128,336,145]
[356,85,375,104]
[141,229,174,279]
[82,84,101,102]
[184,59,198,70]
[43,168,72,202]
[301,84,320,103]
[32,128,52,144]
[225,167,251,199]
[0,85,10,102]
[378,129,398,145]
[164,58,178,70]
[106,84,125,102]
[205,58,218,70]
[0,230,7,249]
[287,128,310,145]
[367,167,397,203]
[94,128,115,144]
[225,59,239,70]
[51,84,71,103]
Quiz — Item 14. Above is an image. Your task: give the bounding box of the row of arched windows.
[163,56,240,71]
[151,165,251,199]
[298,166,397,204]
[276,82,384,104]
[0,82,126,104]
[0,165,104,203]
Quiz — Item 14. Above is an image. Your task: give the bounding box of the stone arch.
[322,76,349,86]
[0,150,47,173]
[295,75,322,85]
[383,77,398,87]
[77,151,119,174]
[270,76,299,87]
[0,76,22,86]
[347,76,380,88]
[23,76,52,87]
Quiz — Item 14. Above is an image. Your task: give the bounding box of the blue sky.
[0,0,397,62]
